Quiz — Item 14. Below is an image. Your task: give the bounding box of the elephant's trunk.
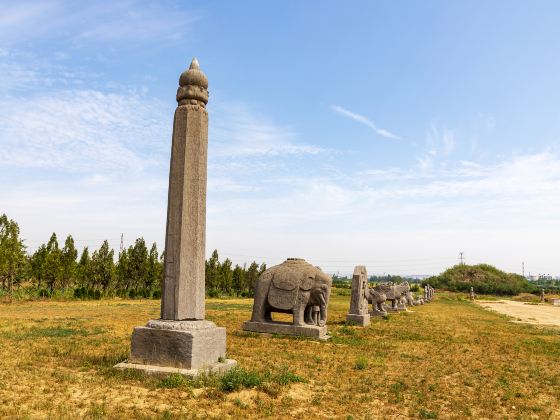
[318,293,327,326]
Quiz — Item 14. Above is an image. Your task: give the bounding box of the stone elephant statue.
[250,258,332,327]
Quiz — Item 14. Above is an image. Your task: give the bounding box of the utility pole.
[522,262,525,277]
[120,233,124,254]
[459,252,464,265]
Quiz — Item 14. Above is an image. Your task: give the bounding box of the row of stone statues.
[346,265,434,326]
[242,258,435,339]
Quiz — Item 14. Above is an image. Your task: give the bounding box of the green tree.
[0,214,27,294]
[115,248,130,292]
[29,244,48,289]
[43,233,62,293]
[246,262,260,295]
[61,235,78,289]
[146,243,162,292]
[220,258,233,293]
[76,247,91,288]
[128,238,148,292]
[205,249,219,291]
[232,264,245,296]
[90,240,114,292]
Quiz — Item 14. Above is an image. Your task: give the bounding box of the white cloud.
[210,102,326,157]
[0,90,170,172]
[427,123,455,155]
[330,105,401,140]
[0,1,194,45]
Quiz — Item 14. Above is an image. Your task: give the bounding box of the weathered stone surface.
[129,321,226,369]
[346,265,370,326]
[161,58,209,321]
[348,266,369,315]
[346,313,371,326]
[117,59,235,378]
[247,258,332,335]
[243,320,329,340]
[370,282,410,312]
[397,296,408,311]
[115,359,237,379]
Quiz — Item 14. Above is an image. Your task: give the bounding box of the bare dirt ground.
[478,300,560,328]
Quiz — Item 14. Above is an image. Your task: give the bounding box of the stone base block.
[114,359,237,379]
[126,319,229,370]
[242,320,329,340]
[386,306,400,312]
[346,313,370,326]
[370,310,388,317]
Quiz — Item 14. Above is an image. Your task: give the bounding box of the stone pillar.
[541,289,545,303]
[469,286,475,301]
[346,265,371,326]
[161,58,208,321]
[116,59,236,377]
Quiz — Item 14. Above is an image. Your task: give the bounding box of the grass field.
[0,294,559,419]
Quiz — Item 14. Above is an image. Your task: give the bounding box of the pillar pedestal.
[116,320,236,377]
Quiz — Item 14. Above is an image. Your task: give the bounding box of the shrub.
[219,367,262,392]
[158,374,189,389]
[207,289,220,298]
[354,356,368,370]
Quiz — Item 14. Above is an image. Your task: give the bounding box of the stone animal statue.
[377,282,410,311]
[250,258,332,327]
[404,290,417,306]
[367,286,388,316]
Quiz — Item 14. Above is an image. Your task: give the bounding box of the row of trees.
[0,214,266,299]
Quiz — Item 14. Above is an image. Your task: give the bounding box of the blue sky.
[2,1,560,276]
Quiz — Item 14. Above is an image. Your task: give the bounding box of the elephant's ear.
[271,268,298,291]
[300,272,315,291]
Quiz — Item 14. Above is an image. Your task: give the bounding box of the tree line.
[0,214,265,299]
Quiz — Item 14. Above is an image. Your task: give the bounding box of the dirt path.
[477,300,560,328]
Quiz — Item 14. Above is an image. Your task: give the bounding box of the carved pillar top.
[177,58,209,107]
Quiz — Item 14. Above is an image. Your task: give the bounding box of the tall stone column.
[161,58,208,321]
[116,59,236,377]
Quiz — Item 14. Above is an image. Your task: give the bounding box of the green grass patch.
[353,356,368,370]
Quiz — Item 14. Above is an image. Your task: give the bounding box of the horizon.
[2,1,560,276]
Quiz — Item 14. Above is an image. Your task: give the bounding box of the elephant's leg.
[250,278,271,323]
[304,305,313,324]
[293,304,306,326]
[250,298,266,322]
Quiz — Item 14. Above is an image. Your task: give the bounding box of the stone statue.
[368,286,388,317]
[346,265,371,326]
[469,287,475,301]
[386,282,410,311]
[243,258,332,340]
[397,295,408,310]
[404,290,417,306]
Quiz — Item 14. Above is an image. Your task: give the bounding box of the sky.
[1,1,560,276]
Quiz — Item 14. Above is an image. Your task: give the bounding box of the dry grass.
[0,293,559,419]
